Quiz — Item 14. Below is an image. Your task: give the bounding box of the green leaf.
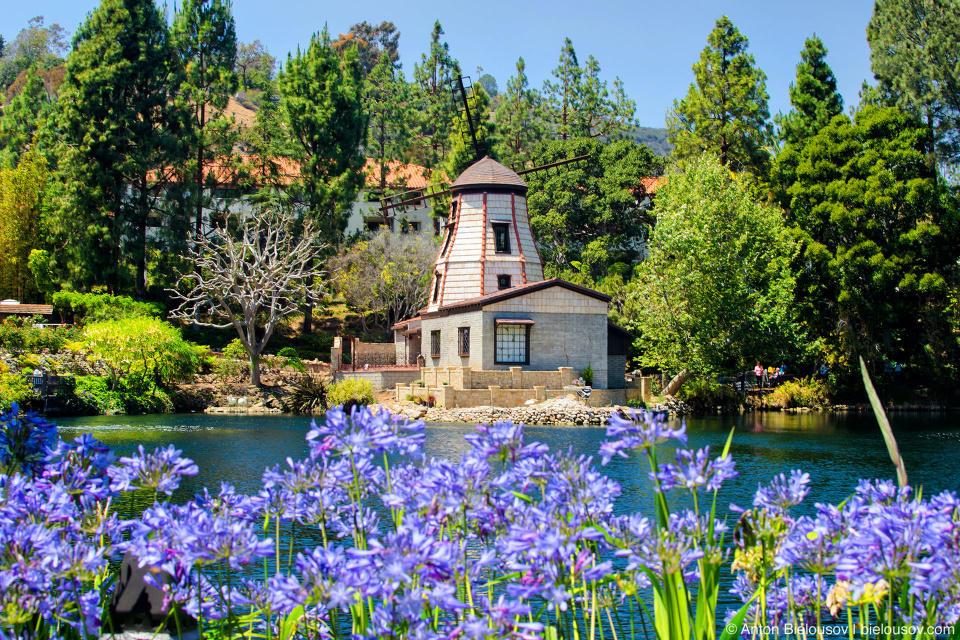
[859,356,908,487]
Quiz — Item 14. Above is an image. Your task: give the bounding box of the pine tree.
[867,0,960,168]
[543,38,580,141]
[666,16,771,174]
[172,0,238,240]
[278,30,366,333]
[0,150,46,300]
[494,57,545,169]
[365,54,413,193]
[279,30,367,240]
[54,0,186,295]
[411,21,460,170]
[0,66,50,168]
[776,36,843,148]
[543,39,635,141]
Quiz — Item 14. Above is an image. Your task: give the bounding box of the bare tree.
[331,229,439,337]
[169,209,326,385]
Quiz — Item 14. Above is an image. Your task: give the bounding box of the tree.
[0,67,51,168]
[83,317,201,392]
[331,229,440,336]
[0,17,70,89]
[771,35,844,209]
[53,0,186,296]
[364,54,413,192]
[666,16,771,174]
[867,0,960,170]
[785,105,959,379]
[623,154,799,395]
[477,72,498,97]
[0,151,47,301]
[494,57,545,169]
[333,21,400,77]
[236,40,275,91]
[776,35,843,149]
[172,0,238,241]
[525,138,664,276]
[411,21,460,170]
[542,38,635,141]
[278,30,367,243]
[169,209,327,386]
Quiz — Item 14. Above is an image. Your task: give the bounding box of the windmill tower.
[425,157,544,313]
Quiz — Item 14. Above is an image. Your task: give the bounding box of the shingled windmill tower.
[388,78,631,397]
[425,157,544,312]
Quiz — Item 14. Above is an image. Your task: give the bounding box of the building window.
[409,221,421,233]
[431,330,441,357]
[441,225,454,255]
[458,327,470,356]
[497,275,512,290]
[432,272,441,302]
[493,223,511,253]
[495,324,529,364]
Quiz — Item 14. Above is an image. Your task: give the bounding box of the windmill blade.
[379,183,451,216]
[515,153,592,176]
[447,75,482,163]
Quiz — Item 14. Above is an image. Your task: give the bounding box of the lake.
[56,409,960,514]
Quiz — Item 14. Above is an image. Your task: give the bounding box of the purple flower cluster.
[2,401,959,640]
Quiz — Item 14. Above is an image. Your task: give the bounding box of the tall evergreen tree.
[0,150,47,301]
[666,16,771,174]
[278,30,366,332]
[279,30,366,239]
[172,0,238,240]
[411,21,459,170]
[0,66,50,168]
[543,38,580,142]
[867,0,960,169]
[776,35,843,148]
[494,57,545,169]
[786,105,959,378]
[365,54,413,193]
[335,21,400,77]
[54,0,186,295]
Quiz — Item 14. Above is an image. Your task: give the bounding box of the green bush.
[222,338,248,361]
[52,291,163,324]
[277,347,299,358]
[0,371,33,410]
[58,375,174,416]
[289,375,328,414]
[767,377,829,409]
[677,378,741,414]
[328,378,374,408]
[582,364,594,387]
[83,317,203,392]
[0,319,78,355]
[626,398,646,409]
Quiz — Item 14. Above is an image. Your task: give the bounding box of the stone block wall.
[421,310,484,369]
[607,354,626,389]
[419,366,577,390]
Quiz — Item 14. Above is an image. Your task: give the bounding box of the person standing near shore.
[754,362,764,388]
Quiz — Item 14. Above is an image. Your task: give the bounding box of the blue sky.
[3,0,875,128]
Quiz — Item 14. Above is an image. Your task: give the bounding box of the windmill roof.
[451,156,527,191]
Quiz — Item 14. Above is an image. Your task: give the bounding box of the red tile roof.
[639,176,663,194]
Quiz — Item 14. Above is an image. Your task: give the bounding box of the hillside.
[630,126,673,156]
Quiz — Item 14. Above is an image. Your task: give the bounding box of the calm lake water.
[56,410,960,512]
[54,409,960,620]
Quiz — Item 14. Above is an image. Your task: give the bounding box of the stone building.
[393,157,632,405]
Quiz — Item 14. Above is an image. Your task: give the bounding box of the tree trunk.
[663,369,691,397]
[249,352,260,386]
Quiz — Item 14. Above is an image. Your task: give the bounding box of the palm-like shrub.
[288,374,328,414]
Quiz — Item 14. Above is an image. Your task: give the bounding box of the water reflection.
[56,410,960,518]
